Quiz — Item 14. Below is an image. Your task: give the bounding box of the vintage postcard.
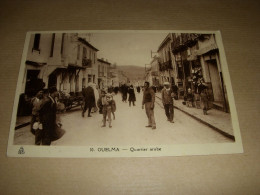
[7,30,243,157]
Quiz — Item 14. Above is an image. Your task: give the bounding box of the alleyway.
[14,92,232,146]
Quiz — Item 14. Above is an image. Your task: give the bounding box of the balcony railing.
[151,71,159,76]
[98,72,105,77]
[159,60,173,71]
[172,33,202,54]
[82,58,92,67]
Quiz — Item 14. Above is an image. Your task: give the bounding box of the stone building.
[22,32,99,97]
[171,33,229,112]
[157,34,175,86]
[97,58,111,89]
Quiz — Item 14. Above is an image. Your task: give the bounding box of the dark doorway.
[48,73,57,89]
[25,70,44,97]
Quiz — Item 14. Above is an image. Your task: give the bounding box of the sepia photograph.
[7,30,243,157]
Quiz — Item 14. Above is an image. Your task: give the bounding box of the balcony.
[98,72,105,77]
[172,33,202,54]
[151,71,159,76]
[82,58,92,67]
[159,60,173,71]
[184,34,202,45]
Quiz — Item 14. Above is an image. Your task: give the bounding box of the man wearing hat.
[38,86,59,145]
[161,82,174,123]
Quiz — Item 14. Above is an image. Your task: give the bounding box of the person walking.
[142,81,156,129]
[198,81,209,115]
[128,85,136,106]
[82,83,96,117]
[136,86,141,93]
[161,82,174,123]
[121,84,128,102]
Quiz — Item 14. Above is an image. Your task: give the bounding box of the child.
[101,93,116,128]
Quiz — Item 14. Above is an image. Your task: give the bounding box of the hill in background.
[117,65,145,81]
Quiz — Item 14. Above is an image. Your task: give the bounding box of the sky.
[80,32,169,67]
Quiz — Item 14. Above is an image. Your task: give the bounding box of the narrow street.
[14,92,232,146]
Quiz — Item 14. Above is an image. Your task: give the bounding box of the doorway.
[207,60,223,102]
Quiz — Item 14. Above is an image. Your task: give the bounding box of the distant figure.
[198,81,209,115]
[136,86,141,93]
[128,85,136,106]
[186,88,194,107]
[113,86,119,94]
[171,83,179,100]
[194,83,201,109]
[121,84,128,102]
[142,81,156,129]
[161,82,174,123]
[82,83,96,117]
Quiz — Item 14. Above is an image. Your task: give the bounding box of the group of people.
[81,83,117,128]
[28,79,210,145]
[141,81,176,130]
[30,86,64,145]
[119,84,137,107]
[185,80,210,115]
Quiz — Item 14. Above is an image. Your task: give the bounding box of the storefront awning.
[26,60,47,67]
[187,54,198,61]
[51,67,67,75]
[68,64,86,70]
[195,43,218,56]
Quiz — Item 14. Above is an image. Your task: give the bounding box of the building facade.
[171,33,229,112]
[108,64,120,87]
[22,33,99,97]
[97,58,111,89]
[157,34,175,86]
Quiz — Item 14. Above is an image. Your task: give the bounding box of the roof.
[78,37,99,51]
[157,34,172,52]
[98,58,111,65]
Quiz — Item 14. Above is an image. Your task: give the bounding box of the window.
[33,34,41,51]
[88,74,92,83]
[61,33,65,55]
[93,75,95,83]
[50,33,55,57]
[83,47,86,58]
[77,45,80,59]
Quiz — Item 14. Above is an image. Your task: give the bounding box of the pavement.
[14,92,235,141]
[155,93,235,140]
